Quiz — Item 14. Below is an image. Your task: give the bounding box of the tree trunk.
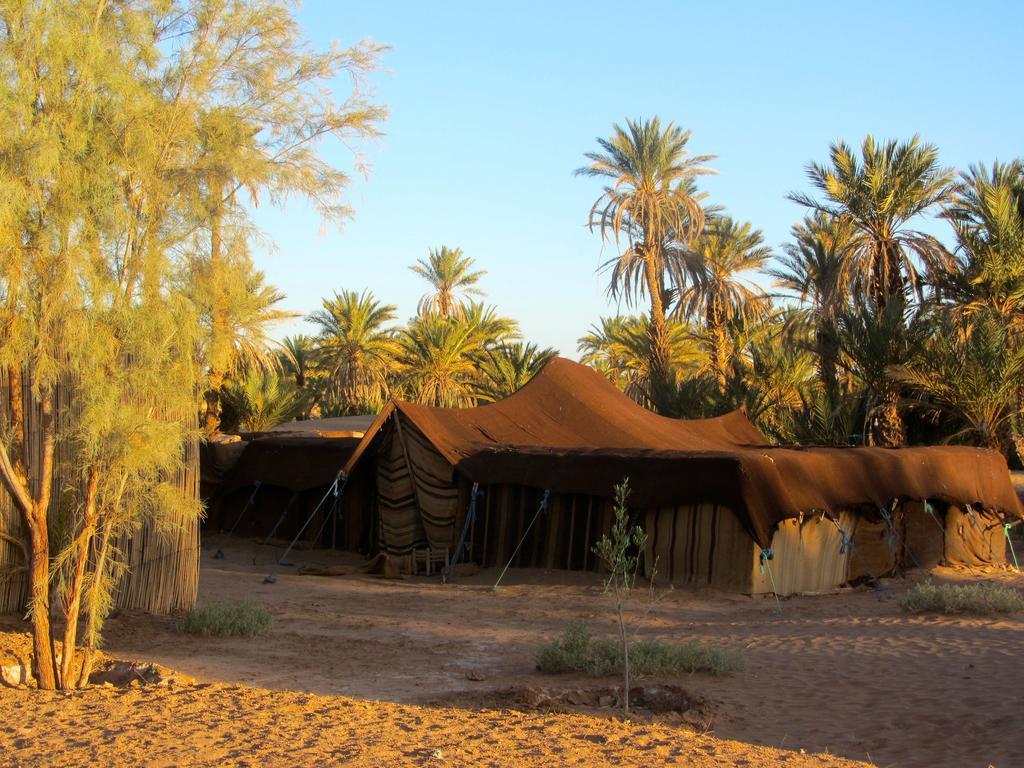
[0,366,58,689]
[642,251,670,412]
[818,324,841,441]
[203,369,224,434]
[27,527,57,689]
[707,298,729,390]
[204,176,226,435]
[872,391,905,447]
[58,467,100,689]
[78,514,116,688]
[617,596,630,717]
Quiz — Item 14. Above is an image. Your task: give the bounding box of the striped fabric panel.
[377,430,426,555]
[400,420,460,551]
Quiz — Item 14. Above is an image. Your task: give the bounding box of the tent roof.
[345,358,1022,547]
[242,414,376,440]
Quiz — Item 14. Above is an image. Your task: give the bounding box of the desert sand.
[2,534,1022,767]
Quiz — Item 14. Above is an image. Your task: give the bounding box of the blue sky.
[254,0,1023,357]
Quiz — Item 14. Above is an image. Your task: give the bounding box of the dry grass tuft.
[536,621,742,677]
[179,600,272,638]
[900,581,1024,615]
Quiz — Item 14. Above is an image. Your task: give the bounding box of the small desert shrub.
[536,621,742,677]
[900,581,1024,615]
[180,600,272,638]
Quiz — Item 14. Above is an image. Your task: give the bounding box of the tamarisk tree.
[0,0,385,689]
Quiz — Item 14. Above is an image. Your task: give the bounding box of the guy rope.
[492,489,549,591]
[758,547,782,615]
[214,480,263,559]
[443,482,483,584]
[263,471,348,584]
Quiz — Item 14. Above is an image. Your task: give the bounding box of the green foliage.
[0,0,385,688]
[476,342,557,402]
[411,246,487,319]
[790,135,955,308]
[577,117,717,412]
[180,601,273,638]
[900,581,1024,615]
[896,311,1024,450]
[940,161,1024,320]
[679,216,774,385]
[307,290,399,415]
[592,480,648,594]
[222,369,311,432]
[579,316,704,408]
[536,621,742,677]
[396,306,519,407]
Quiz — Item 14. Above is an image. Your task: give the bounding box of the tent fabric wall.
[902,501,946,569]
[749,513,852,595]
[945,505,1006,566]
[400,420,460,551]
[644,504,756,593]
[377,427,426,556]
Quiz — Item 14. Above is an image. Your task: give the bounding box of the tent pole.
[566,495,576,571]
[582,496,593,571]
[331,490,338,550]
[481,486,492,567]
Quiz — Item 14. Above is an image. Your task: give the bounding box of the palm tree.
[790,135,955,310]
[410,246,487,318]
[837,298,929,447]
[193,251,294,434]
[576,118,715,408]
[476,343,558,402]
[277,335,319,418]
[740,324,817,443]
[578,315,704,407]
[679,217,772,386]
[895,310,1024,452]
[397,315,482,407]
[222,369,311,432]
[770,212,855,407]
[307,290,399,414]
[940,161,1024,322]
[279,335,316,389]
[459,301,520,350]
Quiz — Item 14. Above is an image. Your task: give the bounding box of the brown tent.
[204,415,378,552]
[343,358,1021,593]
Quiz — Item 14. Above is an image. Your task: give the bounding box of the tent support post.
[582,496,593,571]
[566,495,576,571]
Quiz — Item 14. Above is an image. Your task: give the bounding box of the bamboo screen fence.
[0,370,199,616]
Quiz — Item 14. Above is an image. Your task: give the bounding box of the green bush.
[536,621,742,677]
[179,600,273,638]
[900,581,1024,615]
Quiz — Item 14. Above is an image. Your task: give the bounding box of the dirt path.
[2,535,1022,767]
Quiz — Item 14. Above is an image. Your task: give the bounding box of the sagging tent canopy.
[344,358,1022,548]
[211,415,376,497]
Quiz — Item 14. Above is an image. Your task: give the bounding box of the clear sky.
[253,0,1023,358]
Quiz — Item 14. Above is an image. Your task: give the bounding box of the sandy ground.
[2,534,1023,768]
